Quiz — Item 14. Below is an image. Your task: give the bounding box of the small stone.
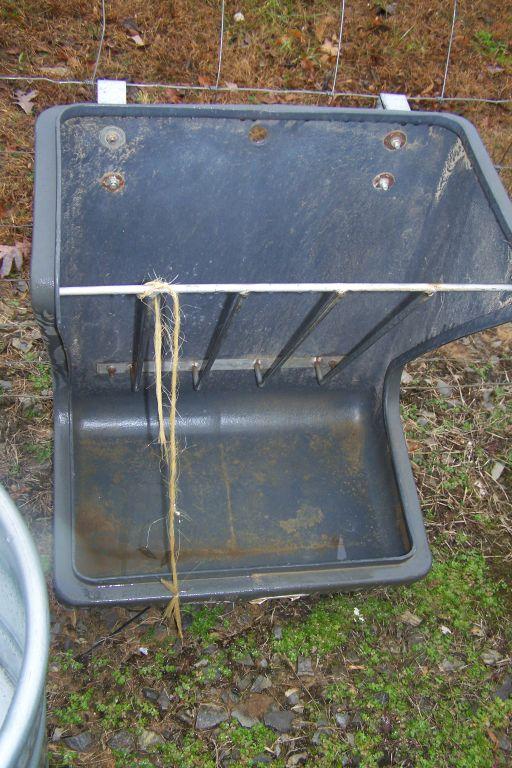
[51,727,65,742]
[64,732,94,752]
[177,710,194,726]
[252,755,273,765]
[107,730,135,751]
[221,689,240,705]
[375,691,389,706]
[196,703,229,730]
[297,656,314,676]
[143,687,159,703]
[232,707,259,728]
[273,625,283,640]
[495,676,512,701]
[401,370,413,384]
[257,658,269,669]
[239,654,254,667]
[481,649,502,666]
[263,709,295,733]
[157,690,172,711]
[400,610,422,627]
[236,694,274,721]
[439,658,463,673]
[102,607,121,631]
[285,688,300,707]
[251,675,272,693]
[335,712,350,730]
[138,729,165,751]
[11,338,31,352]
[0,380,12,390]
[499,734,512,752]
[287,753,308,766]
[50,622,62,637]
[16,279,28,292]
[312,728,329,745]
[205,643,219,655]
[234,11,245,22]
[237,673,254,691]
[436,378,453,397]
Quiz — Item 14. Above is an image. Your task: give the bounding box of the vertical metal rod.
[320,291,432,384]
[260,291,345,386]
[131,299,151,392]
[194,292,247,390]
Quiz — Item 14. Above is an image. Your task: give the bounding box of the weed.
[29,362,52,391]
[475,30,511,66]
[54,689,93,727]
[185,604,226,642]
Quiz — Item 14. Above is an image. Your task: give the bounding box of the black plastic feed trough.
[31,104,512,606]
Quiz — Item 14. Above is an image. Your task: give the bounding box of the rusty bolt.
[101,172,125,192]
[372,172,395,192]
[384,130,407,151]
[107,365,117,378]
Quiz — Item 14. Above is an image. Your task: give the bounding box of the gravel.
[196,703,229,730]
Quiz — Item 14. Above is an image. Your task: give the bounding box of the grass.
[475,30,512,67]
[48,538,512,767]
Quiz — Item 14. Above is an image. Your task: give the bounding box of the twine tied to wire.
[139,280,182,639]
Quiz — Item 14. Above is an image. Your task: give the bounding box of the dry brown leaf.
[121,18,146,47]
[0,241,27,277]
[315,14,337,43]
[321,38,339,57]
[13,89,38,115]
[40,65,70,77]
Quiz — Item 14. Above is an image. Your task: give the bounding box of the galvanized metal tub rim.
[0,485,49,766]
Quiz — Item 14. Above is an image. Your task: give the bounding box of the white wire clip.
[97,79,127,105]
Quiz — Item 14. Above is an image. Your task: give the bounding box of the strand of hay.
[139,280,182,638]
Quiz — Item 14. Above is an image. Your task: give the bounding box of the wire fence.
[0,0,511,153]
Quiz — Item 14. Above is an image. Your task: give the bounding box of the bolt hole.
[249,124,268,143]
[384,130,407,151]
[372,172,395,192]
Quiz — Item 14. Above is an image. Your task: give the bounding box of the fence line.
[441,0,458,100]
[0,0,510,106]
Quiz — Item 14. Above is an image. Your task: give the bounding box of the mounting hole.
[372,172,395,192]
[249,124,268,143]
[384,130,407,151]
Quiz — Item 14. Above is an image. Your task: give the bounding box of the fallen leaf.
[225,81,239,90]
[400,610,422,627]
[321,38,339,57]
[121,18,146,47]
[13,89,37,115]
[490,461,505,482]
[198,75,211,87]
[314,15,337,43]
[40,65,70,77]
[0,242,25,277]
[164,89,182,104]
